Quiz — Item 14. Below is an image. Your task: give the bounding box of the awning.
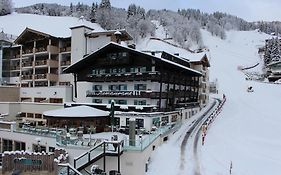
[43,106,109,118]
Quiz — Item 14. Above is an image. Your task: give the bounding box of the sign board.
[86,90,141,97]
[14,158,42,165]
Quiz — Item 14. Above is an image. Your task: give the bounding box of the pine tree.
[99,0,111,9]
[90,2,97,23]
[127,4,136,19]
[0,0,13,16]
[70,3,73,13]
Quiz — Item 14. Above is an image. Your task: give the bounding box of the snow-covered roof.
[137,38,207,62]
[0,13,105,38]
[64,42,202,76]
[43,106,109,118]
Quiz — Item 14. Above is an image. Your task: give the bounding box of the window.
[27,113,34,118]
[136,119,144,128]
[161,116,169,125]
[108,84,127,91]
[109,85,119,91]
[35,114,42,119]
[119,84,127,91]
[134,100,146,105]
[171,115,177,122]
[50,98,63,103]
[93,85,102,91]
[114,118,120,126]
[93,99,102,103]
[3,139,13,151]
[49,147,55,152]
[116,100,127,105]
[15,141,26,151]
[134,84,147,90]
[140,67,146,73]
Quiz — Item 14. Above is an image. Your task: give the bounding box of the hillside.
[146,29,281,175]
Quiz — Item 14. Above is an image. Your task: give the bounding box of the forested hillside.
[0,0,280,49]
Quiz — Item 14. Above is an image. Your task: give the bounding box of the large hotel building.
[0,18,211,175]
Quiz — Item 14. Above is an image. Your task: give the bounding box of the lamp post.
[109,100,115,132]
[35,137,41,152]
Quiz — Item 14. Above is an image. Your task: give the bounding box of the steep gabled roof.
[14,27,53,44]
[63,42,202,76]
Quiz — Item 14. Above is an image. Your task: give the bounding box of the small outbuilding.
[43,106,110,133]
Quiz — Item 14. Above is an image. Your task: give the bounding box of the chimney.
[151,52,155,56]
[114,30,122,44]
[174,53,179,56]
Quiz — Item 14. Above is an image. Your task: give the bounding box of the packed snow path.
[179,99,219,174]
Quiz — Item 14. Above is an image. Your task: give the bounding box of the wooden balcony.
[22,48,34,55]
[47,45,59,54]
[22,62,33,67]
[35,47,47,53]
[10,66,20,71]
[34,74,47,80]
[61,60,71,66]
[34,59,58,68]
[21,75,33,80]
[60,46,71,53]
[47,73,58,82]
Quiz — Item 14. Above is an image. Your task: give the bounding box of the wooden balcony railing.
[21,75,33,80]
[61,60,71,66]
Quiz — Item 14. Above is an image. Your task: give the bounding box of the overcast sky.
[12,0,281,22]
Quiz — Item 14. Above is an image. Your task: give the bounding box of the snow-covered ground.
[146,29,281,175]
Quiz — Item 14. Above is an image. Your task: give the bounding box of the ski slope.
[200,30,281,175]
[147,29,281,175]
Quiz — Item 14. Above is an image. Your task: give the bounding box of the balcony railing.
[34,60,58,67]
[22,62,33,67]
[47,45,59,54]
[35,60,47,66]
[35,47,47,53]
[61,60,71,66]
[47,73,59,81]
[60,46,71,53]
[21,75,33,80]
[10,66,20,70]
[34,74,47,80]
[22,48,34,55]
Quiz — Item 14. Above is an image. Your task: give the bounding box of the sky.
[12,0,281,22]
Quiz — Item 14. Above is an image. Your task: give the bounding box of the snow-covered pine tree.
[90,2,97,23]
[0,0,13,16]
[127,4,137,19]
[99,0,111,9]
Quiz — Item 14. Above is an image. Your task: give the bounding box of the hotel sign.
[86,90,141,97]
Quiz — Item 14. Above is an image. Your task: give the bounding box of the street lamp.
[35,137,41,152]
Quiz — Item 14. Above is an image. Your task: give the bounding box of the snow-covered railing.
[201,94,226,144]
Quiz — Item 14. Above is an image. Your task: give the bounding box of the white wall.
[0,48,2,83]
[71,27,92,64]
[20,86,73,102]
[9,77,20,85]
[77,81,93,103]
[86,35,111,54]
